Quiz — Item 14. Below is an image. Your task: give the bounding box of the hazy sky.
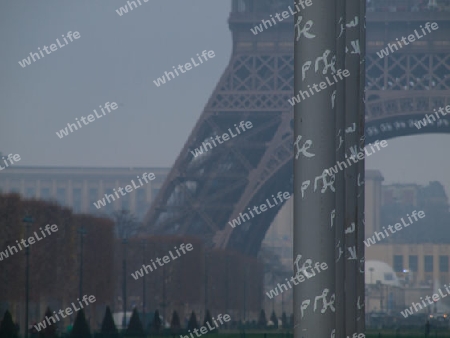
[1,0,449,196]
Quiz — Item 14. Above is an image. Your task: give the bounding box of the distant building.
[365,260,404,313]
[0,166,170,219]
[365,170,384,235]
[262,197,293,269]
[367,244,450,313]
[367,243,450,288]
[382,183,420,207]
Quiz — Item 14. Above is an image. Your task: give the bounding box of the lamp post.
[369,267,374,285]
[23,215,34,338]
[122,238,128,329]
[243,268,247,324]
[225,255,229,315]
[376,280,383,312]
[142,240,146,329]
[77,227,87,299]
[204,251,208,320]
[162,264,166,327]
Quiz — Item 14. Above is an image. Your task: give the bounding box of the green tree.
[100,306,118,338]
[281,312,288,329]
[170,311,181,332]
[270,310,278,329]
[126,308,144,337]
[0,311,18,338]
[151,310,161,333]
[187,311,199,332]
[38,308,57,338]
[257,310,267,329]
[70,309,91,338]
[202,310,213,330]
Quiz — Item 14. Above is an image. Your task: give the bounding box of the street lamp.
[142,240,146,329]
[162,264,166,328]
[122,238,128,329]
[243,268,247,324]
[376,280,383,312]
[204,251,208,319]
[77,227,87,299]
[369,267,374,285]
[23,214,34,338]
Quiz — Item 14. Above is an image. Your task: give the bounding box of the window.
[57,188,66,205]
[136,190,147,217]
[440,256,448,272]
[121,195,130,211]
[73,188,82,213]
[425,255,434,273]
[409,255,418,272]
[394,255,403,272]
[89,188,99,212]
[384,273,394,281]
[41,188,51,200]
[89,188,98,199]
[105,188,115,213]
[26,187,36,198]
[137,189,146,203]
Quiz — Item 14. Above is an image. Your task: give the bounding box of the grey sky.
[1,0,448,197]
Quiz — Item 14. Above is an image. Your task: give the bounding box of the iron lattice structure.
[144,0,450,255]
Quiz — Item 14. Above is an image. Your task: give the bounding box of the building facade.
[0,166,170,220]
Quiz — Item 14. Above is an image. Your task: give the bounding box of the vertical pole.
[122,238,127,329]
[334,0,347,336]
[243,268,246,323]
[294,0,338,337]
[25,222,30,338]
[142,240,146,330]
[162,264,166,327]
[272,272,275,312]
[343,0,359,331]
[78,227,87,300]
[79,231,84,299]
[356,0,367,333]
[204,251,208,319]
[342,0,366,335]
[225,255,229,315]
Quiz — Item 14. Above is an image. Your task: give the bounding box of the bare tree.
[110,209,140,239]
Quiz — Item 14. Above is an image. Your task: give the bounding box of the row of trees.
[0,193,115,307]
[0,308,293,338]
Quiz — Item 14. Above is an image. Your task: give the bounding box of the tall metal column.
[343,0,365,335]
[334,0,347,335]
[356,0,367,333]
[294,0,338,336]
[342,0,361,336]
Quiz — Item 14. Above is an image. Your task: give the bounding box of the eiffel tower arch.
[365,5,450,142]
[144,0,450,255]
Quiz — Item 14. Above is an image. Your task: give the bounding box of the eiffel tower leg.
[294,1,338,336]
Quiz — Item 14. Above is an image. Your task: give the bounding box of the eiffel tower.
[143,0,294,256]
[144,0,450,255]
